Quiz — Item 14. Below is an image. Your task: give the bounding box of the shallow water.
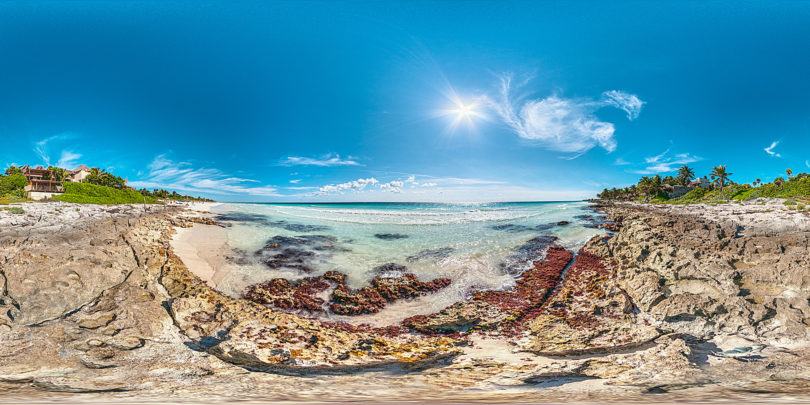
[211,201,605,325]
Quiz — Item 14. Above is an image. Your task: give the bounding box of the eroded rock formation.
[1,201,810,401]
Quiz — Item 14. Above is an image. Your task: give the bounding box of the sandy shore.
[170,224,230,289]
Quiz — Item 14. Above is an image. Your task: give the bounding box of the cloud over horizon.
[130,154,280,197]
[279,153,362,167]
[489,74,643,157]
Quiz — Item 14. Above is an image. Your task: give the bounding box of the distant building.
[22,165,64,200]
[689,176,712,189]
[669,185,691,198]
[67,165,92,183]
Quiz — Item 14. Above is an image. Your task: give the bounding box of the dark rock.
[254,235,345,272]
[490,223,557,233]
[500,236,559,276]
[406,247,455,262]
[332,274,451,316]
[374,233,409,240]
[371,263,409,278]
[215,213,331,232]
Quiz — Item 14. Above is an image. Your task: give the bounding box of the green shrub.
[54,182,158,205]
[784,200,798,206]
[0,173,29,196]
[680,187,709,200]
[0,206,24,214]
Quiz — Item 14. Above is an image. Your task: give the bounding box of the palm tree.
[638,175,663,199]
[786,168,793,179]
[710,165,733,200]
[677,165,696,186]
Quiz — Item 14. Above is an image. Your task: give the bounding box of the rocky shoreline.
[1,201,809,402]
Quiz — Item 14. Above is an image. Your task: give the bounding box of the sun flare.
[439,96,486,133]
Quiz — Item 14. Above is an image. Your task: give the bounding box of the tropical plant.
[710,165,732,200]
[46,166,67,182]
[786,168,793,179]
[638,175,664,199]
[4,165,23,176]
[0,173,29,197]
[677,165,695,186]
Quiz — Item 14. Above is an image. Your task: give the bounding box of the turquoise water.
[210,201,604,325]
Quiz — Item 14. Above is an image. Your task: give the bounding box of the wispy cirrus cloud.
[57,150,82,169]
[489,74,643,158]
[601,90,645,120]
[629,148,701,175]
[806,160,809,169]
[33,133,82,168]
[764,141,782,158]
[279,153,362,167]
[130,154,280,197]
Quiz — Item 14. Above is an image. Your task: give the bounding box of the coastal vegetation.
[0,164,214,204]
[138,188,214,202]
[54,182,158,205]
[598,165,810,205]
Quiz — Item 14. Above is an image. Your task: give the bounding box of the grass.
[0,195,28,205]
[54,182,159,205]
[0,206,25,214]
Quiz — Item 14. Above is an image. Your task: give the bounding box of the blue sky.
[2,1,809,202]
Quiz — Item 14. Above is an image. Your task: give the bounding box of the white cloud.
[613,157,630,166]
[489,74,643,157]
[130,154,280,197]
[313,175,510,197]
[380,180,404,193]
[56,150,82,169]
[279,153,361,167]
[316,177,379,195]
[289,179,302,184]
[601,90,645,120]
[33,133,78,167]
[806,160,809,168]
[764,141,781,158]
[630,149,701,175]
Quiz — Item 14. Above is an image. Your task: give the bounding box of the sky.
[1,1,810,202]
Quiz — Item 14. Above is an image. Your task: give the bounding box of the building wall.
[27,191,61,201]
[70,170,91,183]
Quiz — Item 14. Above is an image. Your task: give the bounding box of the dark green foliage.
[84,168,126,188]
[600,165,810,204]
[677,165,696,186]
[139,188,214,202]
[0,173,29,198]
[4,165,23,176]
[54,182,157,205]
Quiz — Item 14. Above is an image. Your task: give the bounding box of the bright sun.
[442,99,485,132]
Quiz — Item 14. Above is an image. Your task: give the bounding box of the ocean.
[209,201,606,325]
